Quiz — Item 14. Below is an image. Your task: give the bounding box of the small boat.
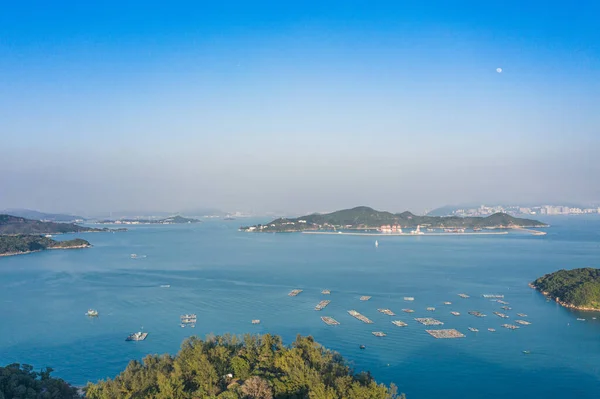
[130,254,138,259]
[180,324,185,328]
[404,297,415,301]
[251,320,261,324]
[468,327,479,332]
[488,328,496,332]
[522,350,531,354]
[360,345,366,349]
[375,240,379,248]
[444,302,452,305]
[160,284,170,288]
[126,331,148,341]
[85,309,99,317]
[577,318,586,321]
[190,324,195,328]
[451,311,460,316]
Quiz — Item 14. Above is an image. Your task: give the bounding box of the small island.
[0,235,91,257]
[530,268,600,311]
[240,206,547,233]
[97,215,201,225]
[0,214,123,235]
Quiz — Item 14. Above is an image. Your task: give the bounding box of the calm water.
[1,216,600,398]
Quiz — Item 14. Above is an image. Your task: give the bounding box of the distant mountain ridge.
[0,214,111,235]
[240,206,547,232]
[1,209,84,222]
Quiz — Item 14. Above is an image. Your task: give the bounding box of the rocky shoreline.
[529,283,600,312]
[0,244,91,257]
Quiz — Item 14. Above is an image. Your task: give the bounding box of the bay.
[1,215,599,398]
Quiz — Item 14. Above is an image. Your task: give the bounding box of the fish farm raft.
[426,329,465,339]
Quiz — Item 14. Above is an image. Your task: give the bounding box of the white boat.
[85,309,99,317]
[375,240,379,248]
[468,327,479,332]
[577,318,586,321]
[126,331,148,341]
[130,254,137,259]
[160,284,170,288]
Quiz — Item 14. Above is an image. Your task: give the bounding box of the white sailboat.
[375,240,379,248]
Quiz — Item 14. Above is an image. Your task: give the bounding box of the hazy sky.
[1,1,599,215]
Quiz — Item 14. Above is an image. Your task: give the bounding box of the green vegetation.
[0,235,90,256]
[532,268,600,310]
[0,214,108,235]
[240,206,547,232]
[85,334,403,399]
[0,363,79,399]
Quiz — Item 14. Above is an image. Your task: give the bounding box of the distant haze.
[1,1,599,216]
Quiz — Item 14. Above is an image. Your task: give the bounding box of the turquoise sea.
[1,216,600,398]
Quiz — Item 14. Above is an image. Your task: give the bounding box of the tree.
[241,376,272,399]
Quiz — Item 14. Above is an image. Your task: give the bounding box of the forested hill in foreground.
[0,364,79,399]
[85,334,401,399]
[0,214,111,235]
[240,206,547,232]
[531,268,600,310]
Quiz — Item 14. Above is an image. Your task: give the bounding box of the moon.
[496,67,503,73]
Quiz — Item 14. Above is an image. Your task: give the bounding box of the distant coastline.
[240,206,549,234]
[303,231,510,236]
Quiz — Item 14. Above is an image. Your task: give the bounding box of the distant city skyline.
[1,1,599,214]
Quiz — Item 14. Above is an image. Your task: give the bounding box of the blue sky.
[1,1,599,215]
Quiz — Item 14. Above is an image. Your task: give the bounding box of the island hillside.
[98,215,201,225]
[240,206,547,232]
[0,235,91,256]
[0,214,117,235]
[85,334,402,399]
[531,268,600,311]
